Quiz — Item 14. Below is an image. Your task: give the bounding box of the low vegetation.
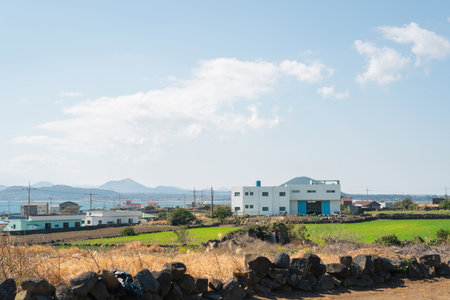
[120,226,136,237]
[167,208,196,225]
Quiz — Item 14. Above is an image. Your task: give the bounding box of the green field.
[73,227,240,246]
[304,219,450,244]
[364,210,450,215]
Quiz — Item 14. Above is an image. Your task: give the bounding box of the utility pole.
[445,187,448,201]
[183,194,186,208]
[89,190,97,211]
[193,188,196,208]
[211,187,214,218]
[27,182,31,220]
[366,187,369,202]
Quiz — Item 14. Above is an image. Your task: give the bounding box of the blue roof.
[8,216,26,220]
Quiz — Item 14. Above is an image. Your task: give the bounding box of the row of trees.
[162,205,232,226]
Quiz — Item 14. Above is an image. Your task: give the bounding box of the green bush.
[167,208,196,226]
[393,197,417,210]
[436,228,449,242]
[120,226,136,237]
[174,228,191,245]
[157,211,168,220]
[375,234,401,246]
[213,205,232,222]
[440,199,450,210]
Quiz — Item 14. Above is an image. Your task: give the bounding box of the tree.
[167,208,196,226]
[440,199,450,210]
[120,226,136,236]
[393,197,417,210]
[213,205,232,222]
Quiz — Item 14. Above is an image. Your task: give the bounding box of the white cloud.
[15,58,333,160]
[378,22,450,64]
[279,60,334,83]
[317,86,350,99]
[60,91,83,97]
[354,40,410,85]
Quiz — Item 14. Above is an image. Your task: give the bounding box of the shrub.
[288,224,311,243]
[412,235,424,244]
[436,228,449,242]
[174,228,191,245]
[213,205,232,222]
[440,199,450,210]
[270,221,291,243]
[120,226,136,237]
[393,197,417,210]
[157,211,168,220]
[167,208,196,226]
[375,234,401,246]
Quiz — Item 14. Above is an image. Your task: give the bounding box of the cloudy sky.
[0,1,449,194]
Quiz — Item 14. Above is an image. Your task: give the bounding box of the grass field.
[304,219,450,244]
[73,226,240,246]
[364,210,450,215]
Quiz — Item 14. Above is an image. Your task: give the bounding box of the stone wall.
[1,253,449,300]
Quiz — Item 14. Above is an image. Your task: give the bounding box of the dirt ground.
[253,277,450,300]
[3,223,176,245]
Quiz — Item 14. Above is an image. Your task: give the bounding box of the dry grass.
[1,235,447,289]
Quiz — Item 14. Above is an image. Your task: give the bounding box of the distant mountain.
[32,181,54,188]
[0,185,7,191]
[152,185,186,194]
[280,176,322,186]
[99,178,152,193]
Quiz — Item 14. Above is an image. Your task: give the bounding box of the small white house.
[83,210,141,226]
[231,179,341,216]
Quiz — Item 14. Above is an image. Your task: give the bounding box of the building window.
[75,222,80,228]
[45,223,51,229]
[12,224,16,229]
[63,222,69,228]
[234,192,240,196]
[279,206,286,211]
[107,221,114,224]
[307,190,316,193]
[87,220,91,225]
[98,220,102,225]
[250,205,254,208]
[245,192,249,196]
[54,224,59,228]
[262,207,269,211]
[291,190,300,193]
[262,192,269,197]
[128,218,133,224]
[234,207,240,211]
[327,190,335,193]
[245,205,249,208]
[250,191,254,196]
[279,192,286,196]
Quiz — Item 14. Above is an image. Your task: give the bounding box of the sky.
[0,1,449,194]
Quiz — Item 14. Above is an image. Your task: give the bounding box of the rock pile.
[1,253,449,299]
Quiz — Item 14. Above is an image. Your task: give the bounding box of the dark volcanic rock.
[89,282,109,300]
[318,274,335,290]
[166,283,183,300]
[21,277,55,296]
[163,262,187,281]
[99,270,120,291]
[152,270,172,296]
[134,269,160,293]
[296,279,312,292]
[0,278,16,300]
[272,252,290,269]
[289,258,310,278]
[222,278,245,300]
[420,254,441,267]
[353,255,375,275]
[177,274,196,295]
[246,256,272,278]
[54,286,75,300]
[209,278,223,292]
[193,277,208,294]
[339,256,352,268]
[260,277,280,290]
[269,268,289,285]
[407,263,424,280]
[69,271,98,296]
[326,263,350,279]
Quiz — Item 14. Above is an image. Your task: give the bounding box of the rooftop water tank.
[256,180,261,187]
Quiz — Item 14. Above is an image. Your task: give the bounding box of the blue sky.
[0,1,449,194]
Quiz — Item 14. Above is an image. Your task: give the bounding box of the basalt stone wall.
[1,253,449,300]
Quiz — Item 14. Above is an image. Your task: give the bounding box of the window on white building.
[279,206,286,211]
[291,190,300,193]
[234,207,241,211]
[262,192,269,196]
[250,205,254,208]
[327,190,335,193]
[250,191,254,196]
[245,205,249,208]
[245,192,249,196]
[262,207,269,211]
[307,190,316,193]
[279,192,286,196]
[234,192,240,196]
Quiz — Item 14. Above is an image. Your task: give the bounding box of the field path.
[253,277,450,300]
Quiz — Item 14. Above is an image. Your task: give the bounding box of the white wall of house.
[231,180,341,216]
[84,210,141,226]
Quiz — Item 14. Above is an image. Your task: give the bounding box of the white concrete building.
[231,179,341,216]
[83,210,141,226]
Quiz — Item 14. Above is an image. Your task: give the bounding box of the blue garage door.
[297,201,306,215]
[321,201,330,215]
